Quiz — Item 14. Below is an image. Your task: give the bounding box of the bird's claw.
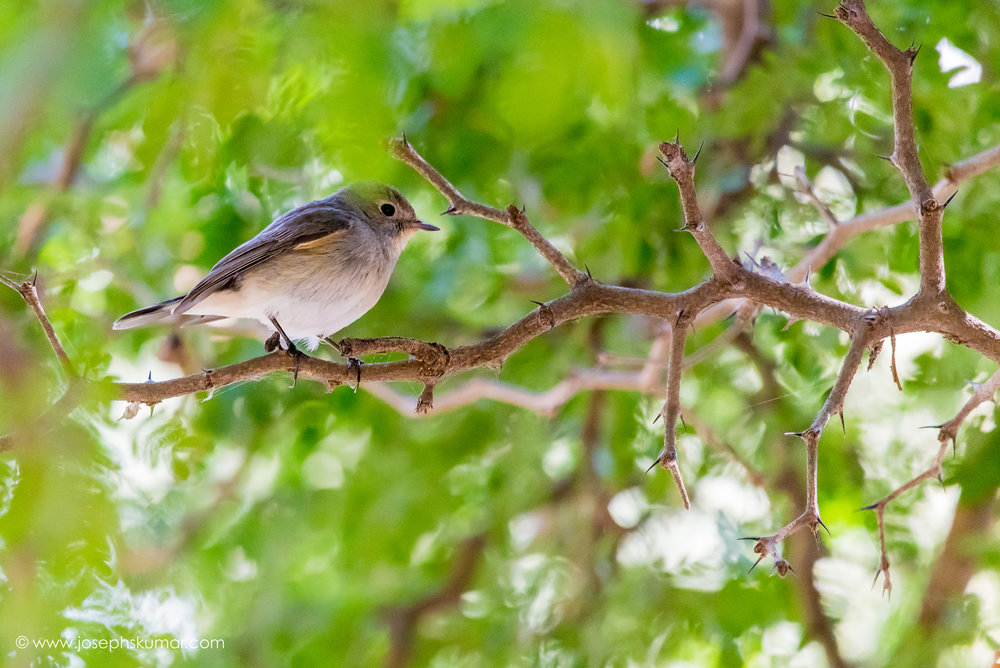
[286,343,305,389]
[347,357,362,392]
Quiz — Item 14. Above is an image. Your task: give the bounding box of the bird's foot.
[266,316,306,388]
[322,337,361,391]
[286,342,306,389]
[347,357,362,393]
[264,331,282,353]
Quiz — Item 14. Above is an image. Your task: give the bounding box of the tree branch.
[115,280,729,405]
[860,368,1000,596]
[391,137,588,287]
[652,315,692,509]
[3,275,75,378]
[658,140,741,283]
[836,0,944,295]
[744,326,870,574]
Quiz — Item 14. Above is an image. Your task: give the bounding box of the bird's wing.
[175,201,352,314]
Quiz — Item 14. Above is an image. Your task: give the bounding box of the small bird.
[114,183,438,367]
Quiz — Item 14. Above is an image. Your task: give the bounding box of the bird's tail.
[113,296,184,330]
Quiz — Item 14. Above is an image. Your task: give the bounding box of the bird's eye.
[380,203,396,217]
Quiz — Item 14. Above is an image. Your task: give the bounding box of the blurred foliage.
[2,0,1000,666]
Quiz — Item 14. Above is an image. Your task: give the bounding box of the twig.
[505,204,589,287]
[793,165,840,227]
[3,276,75,378]
[745,328,870,573]
[697,138,1000,328]
[390,137,507,223]
[836,0,943,295]
[658,140,741,283]
[363,368,652,418]
[391,137,588,287]
[860,368,1000,595]
[652,316,692,509]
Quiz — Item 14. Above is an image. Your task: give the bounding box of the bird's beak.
[409,220,440,232]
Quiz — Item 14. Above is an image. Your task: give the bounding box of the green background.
[2,0,1000,666]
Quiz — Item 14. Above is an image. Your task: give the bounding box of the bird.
[114,183,438,376]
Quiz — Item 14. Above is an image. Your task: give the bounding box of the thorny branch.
[652,316,692,509]
[861,369,1000,597]
[658,140,741,283]
[2,275,75,378]
[835,0,943,295]
[390,137,589,288]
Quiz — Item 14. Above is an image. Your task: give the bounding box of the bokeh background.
[2,0,1000,666]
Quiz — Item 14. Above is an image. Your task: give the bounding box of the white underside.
[180,234,406,351]
[184,283,381,350]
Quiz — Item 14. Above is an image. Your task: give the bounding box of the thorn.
[875,154,893,162]
[32,270,38,286]
[400,131,408,144]
[784,431,805,438]
[871,568,882,590]
[148,404,155,417]
[673,129,679,143]
[530,300,545,307]
[679,414,688,431]
[942,190,958,208]
[646,459,660,474]
[656,156,670,170]
[585,265,592,279]
[858,503,879,512]
[442,206,458,215]
[816,517,831,536]
[816,11,836,18]
[748,554,766,574]
[772,560,793,577]
[147,371,153,382]
[691,141,704,164]
[737,536,762,541]
[919,423,945,430]
[839,410,845,434]
[652,413,662,424]
[937,472,945,487]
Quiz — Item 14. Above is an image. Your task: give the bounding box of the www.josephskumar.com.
[14,635,224,652]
